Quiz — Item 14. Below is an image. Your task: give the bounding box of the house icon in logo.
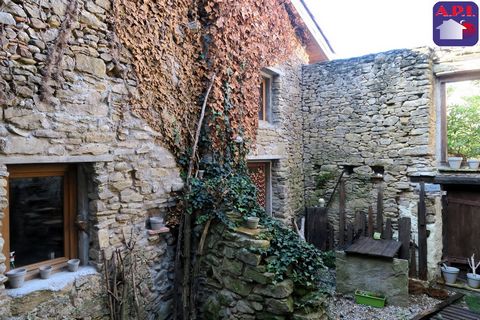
[436,18,467,40]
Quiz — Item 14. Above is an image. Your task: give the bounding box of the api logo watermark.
[433,1,478,46]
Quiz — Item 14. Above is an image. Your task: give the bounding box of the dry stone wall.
[197,223,329,320]
[302,48,441,274]
[0,0,182,317]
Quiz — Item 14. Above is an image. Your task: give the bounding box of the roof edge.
[290,0,335,61]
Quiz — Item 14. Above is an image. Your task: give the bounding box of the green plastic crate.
[354,290,386,308]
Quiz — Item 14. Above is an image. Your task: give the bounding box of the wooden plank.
[328,223,334,250]
[339,180,346,246]
[448,197,480,207]
[411,293,464,320]
[304,207,329,250]
[345,237,402,258]
[304,207,310,242]
[376,183,384,236]
[367,206,374,237]
[434,176,480,185]
[354,211,361,235]
[384,218,392,240]
[346,223,353,245]
[418,182,428,281]
[410,241,418,278]
[317,208,328,250]
[360,212,367,237]
[398,217,411,260]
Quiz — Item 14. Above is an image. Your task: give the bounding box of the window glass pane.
[10,176,64,267]
[259,81,265,120]
[446,80,480,159]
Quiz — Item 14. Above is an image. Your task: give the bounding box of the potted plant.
[246,216,260,229]
[441,263,460,284]
[5,268,27,288]
[467,254,480,288]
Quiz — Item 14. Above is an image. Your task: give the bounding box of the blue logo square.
[433,1,478,46]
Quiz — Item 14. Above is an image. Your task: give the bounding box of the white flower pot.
[467,273,480,288]
[149,217,164,230]
[67,259,80,272]
[39,265,52,279]
[441,266,459,284]
[467,159,480,170]
[6,268,27,288]
[448,157,463,169]
[246,217,260,229]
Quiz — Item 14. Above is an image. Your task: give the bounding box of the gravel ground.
[326,294,441,320]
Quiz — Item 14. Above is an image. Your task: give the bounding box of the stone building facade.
[302,47,480,278]
[0,0,331,318]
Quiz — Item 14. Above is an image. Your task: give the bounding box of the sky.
[304,0,439,59]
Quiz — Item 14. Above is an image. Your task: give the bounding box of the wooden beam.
[410,241,418,278]
[346,223,354,245]
[411,293,464,320]
[367,206,374,237]
[339,180,346,246]
[384,218,392,240]
[376,183,384,237]
[418,182,428,281]
[398,217,411,260]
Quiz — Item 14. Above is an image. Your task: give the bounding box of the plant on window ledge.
[447,97,480,169]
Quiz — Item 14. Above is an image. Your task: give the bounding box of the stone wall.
[197,223,329,320]
[336,251,408,306]
[0,0,181,317]
[250,48,310,224]
[302,47,480,278]
[302,48,443,277]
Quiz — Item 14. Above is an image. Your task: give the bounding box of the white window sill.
[6,266,97,298]
[258,120,276,130]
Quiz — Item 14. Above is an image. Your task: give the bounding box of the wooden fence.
[304,180,429,280]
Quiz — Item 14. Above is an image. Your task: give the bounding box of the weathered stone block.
[221,258,243,276]
[335,251,409,306]
[236,248,261,266]
[253,279,293,299]
[75,53,106,77]
[243,267,271,285]
[265,296,294,314]
[223,276,253,297]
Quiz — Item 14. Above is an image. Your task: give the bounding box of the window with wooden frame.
[437,71,480,165]
[2,164,77,279]
[259,75,272,122]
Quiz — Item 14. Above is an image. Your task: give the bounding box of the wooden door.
[444,185,480,263]
[247,162,267,209]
